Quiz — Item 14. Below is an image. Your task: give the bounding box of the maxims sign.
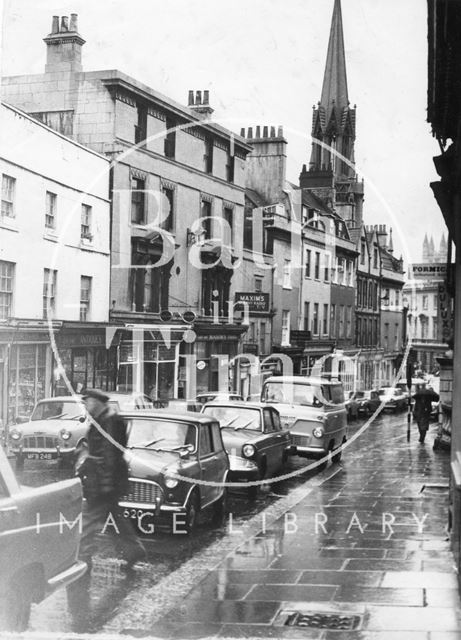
[234,292,270,313]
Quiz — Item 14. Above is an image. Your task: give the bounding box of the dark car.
[0,445,86,631]
[356,390,381,416]
[118,411,229,534]
[201,402,291,496]
[345,391,360,421]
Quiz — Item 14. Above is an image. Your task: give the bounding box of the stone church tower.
[299,0,364,228]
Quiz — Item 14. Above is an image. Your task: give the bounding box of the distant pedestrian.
[412,385,438,444]
[76,388,146,568]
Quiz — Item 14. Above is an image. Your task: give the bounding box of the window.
[395,290,400,307]
[313,303,319,335]
[330,304,336,337]
[43,269,57,319]
[346,260,353,286]
[223,206,233,245]
[302,205,309,225]
[201,199,212,239]
[204,136,213,174]
[432,318,438,340]
[255,277,263,293]
[161,187,174,232]
[314,252,320,279]
[80,276,92,322]
[81,204,92,239]
[394,323,399,350]
[339,305,345,338]
[373,248,378,268]
[305,249,311,277]
[164,116,176,158]
[283,259,291,288]
[346,306,352,338]
[324,254,330,281]
[360,241,366,264]
[421,317,428,339]
[243,206,253,250]
[433,294,438,310]
[383,323,389,351]
[281,310,290,346]
[304,302,310,332]
[131,177,145,224]
[45,191,57,229]
[323,304,329,335]
[135,104,147,144]
[199,424,213,456]
[357,317,362,346]
[422,295,428,310]
[0,260,14,319]
[226,153,235,183]
[337,257,344,284]
[1,175,15,218]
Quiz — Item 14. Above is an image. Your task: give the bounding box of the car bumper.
[11,446,76,457]
[227,455,259,482]
[47,560,87,591]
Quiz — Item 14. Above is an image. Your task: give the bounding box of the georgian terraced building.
[2,14,252,399]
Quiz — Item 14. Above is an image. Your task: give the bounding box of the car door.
[261,408,284,474]
[198,423,222,507]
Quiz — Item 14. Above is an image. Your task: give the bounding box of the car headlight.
[313,427,324,439]
[165,475,179,489]
[242,444,256,458]
[10,429,21,441]
[60,429,71,440]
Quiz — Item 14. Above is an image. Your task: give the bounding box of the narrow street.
[19,409,459,638]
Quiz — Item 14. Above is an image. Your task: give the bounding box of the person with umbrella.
[412,385,440,443]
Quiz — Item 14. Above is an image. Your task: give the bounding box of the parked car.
[395,381,410,401]
[195,392,244,406]
[261,376,348,466]
[201,401,291,495]
[356,389,381,416]
[0,444,86,631]
[161,399,201,413]
[345,391,360,421]
[378,387,407,412]
[9,392,152,471]
[119,411,229,534]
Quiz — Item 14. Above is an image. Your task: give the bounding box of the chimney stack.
[44,13,85,73]
[188,89,214,118]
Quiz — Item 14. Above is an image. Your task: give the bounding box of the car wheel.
[15,455,24,472]
[183,491,200,534]
[3,581,32,632]
[211,488,227,526]
[332,437,346,464]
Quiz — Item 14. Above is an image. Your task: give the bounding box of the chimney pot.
[263,126,268,137]
[240,128,245,137]
[51,16,59,33]
[61,16,69,32]
[203,90,209,105]
[248,127,253,138]
[188,90,194,106]
[270,126,276,137]
[278,126,283,137]
[195,90,202,105]
[256,126,261,137]
[69,13,78,31]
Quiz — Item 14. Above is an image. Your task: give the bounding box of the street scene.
[1,0,461,638]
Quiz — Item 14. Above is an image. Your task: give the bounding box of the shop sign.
[410,263,447,279]
[235,292,270,313]
[437,280,454,343]
[57,333,105,348]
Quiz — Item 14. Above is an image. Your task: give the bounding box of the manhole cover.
[279,610,362,630]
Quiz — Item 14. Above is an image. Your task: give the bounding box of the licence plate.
[26,452,57,460]
[122,508,157,533]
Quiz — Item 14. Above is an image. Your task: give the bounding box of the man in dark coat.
[76,388,146,568]
[412,385,435,444]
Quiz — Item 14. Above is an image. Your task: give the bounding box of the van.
[261,375,347,464]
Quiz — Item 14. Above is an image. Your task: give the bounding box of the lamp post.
[402,297,413,442]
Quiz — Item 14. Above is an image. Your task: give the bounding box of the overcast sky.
[0,0,445,265]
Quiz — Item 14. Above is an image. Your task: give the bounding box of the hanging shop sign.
[234,292,270,313]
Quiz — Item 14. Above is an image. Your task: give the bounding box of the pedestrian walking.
[412,385,439,444]
[75,388,146,568]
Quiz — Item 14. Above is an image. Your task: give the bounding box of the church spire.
[321,0,349,119]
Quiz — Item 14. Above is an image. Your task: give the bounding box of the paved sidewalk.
[138,415,461,640]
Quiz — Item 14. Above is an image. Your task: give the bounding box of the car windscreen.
[126,418,197,451]
[262,381,322,407]
[31,400,85,421]
[355,391,365,399]
[202,406,261,431]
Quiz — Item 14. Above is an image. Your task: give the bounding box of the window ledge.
[43,231,58,242]
[0,217,18,232]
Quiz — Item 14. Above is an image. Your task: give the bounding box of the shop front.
[53,322,119,395]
